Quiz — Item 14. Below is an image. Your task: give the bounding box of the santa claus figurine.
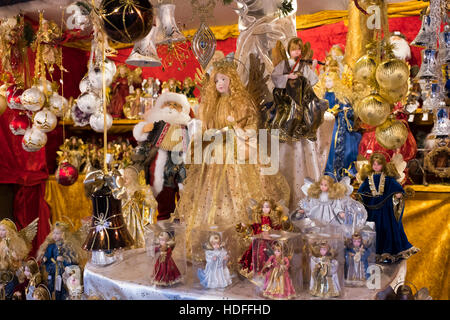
[133,92,194,221]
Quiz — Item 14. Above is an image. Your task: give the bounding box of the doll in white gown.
[197,233,232,289]
[309,240,341,298]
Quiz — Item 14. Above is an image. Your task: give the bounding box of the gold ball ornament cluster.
[375,117,409,150]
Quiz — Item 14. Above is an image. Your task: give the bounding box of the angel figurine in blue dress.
[197,233,232,289]
[357,153,419,263]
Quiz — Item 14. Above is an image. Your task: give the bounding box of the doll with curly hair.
[357,153,419,263]
[151,231,182,286]
[37,222,84,300]
[296,176,347,226]
[175,59,290,260]
[309,241,341,298]
[107,64,131,118]
[197,233,232,289]
[0,218,37,300]
[237,199,290,278]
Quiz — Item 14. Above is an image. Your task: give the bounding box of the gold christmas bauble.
[375,58,409,90]
[375,118,408,150]
[380,82,409,104]
[0,94,6,116]
[353,55,377,84]
[356,94,392,127]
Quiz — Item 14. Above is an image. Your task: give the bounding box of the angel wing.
[246,198,259,222]
[301,177,315,196]
[390,153,406,183]
[271,40,288,69]
[18,217,39,245]
[339,176,354,196]
[246,53,271,108]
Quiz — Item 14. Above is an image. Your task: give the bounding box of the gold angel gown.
[175,75,290,260]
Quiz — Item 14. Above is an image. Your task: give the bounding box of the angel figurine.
[128,67,143,93]
[37,221,84,300]
[121,165,158,248]
[294,176,347,226]
[357,153,419,263]
[197,233,232,289]
[344,233,371,285]
[237,199,291,278]
[161,78,181,93]
[260,241,296,300]
[0,218,38,300]
[314,65,361,181]
[174,58,290,260]
[309,241,341,298]
[22,258,43,300]
[124,87,146,120]
[269,37,328,141]
[142,77,161,98]
[107,64,131,118]
[151,231,183,286]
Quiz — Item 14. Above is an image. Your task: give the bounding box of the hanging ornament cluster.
[353,13,410,151]
[410,0,449,137]
[72,23,116,131]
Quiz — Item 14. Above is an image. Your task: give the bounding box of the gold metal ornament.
[354,54,377,85]
[380,82,409,104]
[375,58,409,90]
[356,94,392,127]
[375,118,408,150]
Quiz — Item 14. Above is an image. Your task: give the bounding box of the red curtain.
[0,15,423,256]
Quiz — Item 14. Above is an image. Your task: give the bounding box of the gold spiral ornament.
[375,118,408,150]
[353,55,377,85]
[375,58,409,90]
[380,82,409,104]
[356,94,392,127]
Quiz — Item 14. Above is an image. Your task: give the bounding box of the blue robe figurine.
[324,91,361,180]
[197,248,232,289]
[43,241,76,300]
[358,173,419,263]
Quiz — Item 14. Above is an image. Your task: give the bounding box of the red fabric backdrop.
[0,15,423,256]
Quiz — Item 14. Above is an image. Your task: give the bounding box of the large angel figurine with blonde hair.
[0,218,38,300]
[174,57,290,260]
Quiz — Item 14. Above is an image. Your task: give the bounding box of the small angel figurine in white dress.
[294,176,368,231]
[295,176,346,226]
[197,233,232,289]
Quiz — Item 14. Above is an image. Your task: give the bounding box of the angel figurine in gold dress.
[174,57,290,259]
[0,218,38,300]
[121,165,158,248]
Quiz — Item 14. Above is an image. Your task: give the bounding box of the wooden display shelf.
[58,119,141,134]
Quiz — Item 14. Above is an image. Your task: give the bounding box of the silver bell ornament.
[33,108,57,133]
[126,26,161,67]
[77,91,102,114]
[48,92,69,117]
[439,25,450,65]
[415,49,439,81]
[154,3,186,45]
[89,112,113,132]
[410,14,437,48]
[21,87,46,112]
[22,127,48,152]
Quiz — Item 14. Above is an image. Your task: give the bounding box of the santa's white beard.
[391,38,411,61]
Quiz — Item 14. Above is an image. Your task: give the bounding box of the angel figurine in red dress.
[107,64,131,119]
[151,231,182,286]
[236,199,291,279]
